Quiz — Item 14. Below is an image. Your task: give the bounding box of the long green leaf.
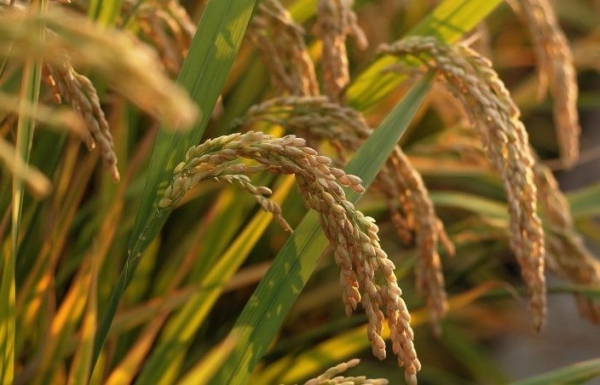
[93,0,258,370]
[212,72,435,385]
[429,191,509,220]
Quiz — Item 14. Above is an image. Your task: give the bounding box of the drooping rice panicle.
[248,0,318,96]
[511,0,580,168]
[159,131,420,383]
[380,36,547,330]
[44,61,120,181]
[411,120,600,324]
[315,0,367,102]
[132,0,195,76]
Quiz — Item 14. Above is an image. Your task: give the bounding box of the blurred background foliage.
[1,0,600,384]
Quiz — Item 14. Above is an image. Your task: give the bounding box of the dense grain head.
[388,147,453,332]
[380,36,547,330]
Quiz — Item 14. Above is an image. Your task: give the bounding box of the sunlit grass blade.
[31,263,95,385]
[0,244,15,385]
[94,0,258,369]
[347,0,503,111]
[429,191,509,220]
[178,336,239,385]
[511,357,600,385]
[67,256,99,385]
[212,72,435,385]
[127,0,258,254]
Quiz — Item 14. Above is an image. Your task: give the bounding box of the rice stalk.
[5,1,47,383]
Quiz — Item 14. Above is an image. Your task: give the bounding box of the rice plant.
[2,0,600,384]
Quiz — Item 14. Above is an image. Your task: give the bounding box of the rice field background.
[2,0,600,384]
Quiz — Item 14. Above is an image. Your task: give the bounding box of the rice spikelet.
[315,0,368,102]
[159,131,420,384]
[512,0,580,168]
[380,36,547,330]
[248,0,318,96]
